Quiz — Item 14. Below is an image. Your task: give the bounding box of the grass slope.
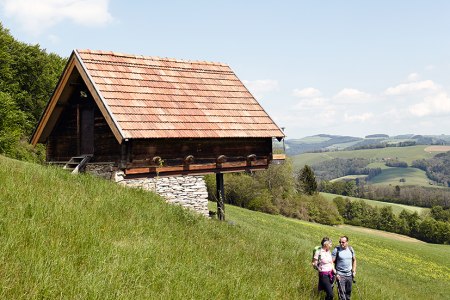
[368,167,431,187]
[0,155,449,299]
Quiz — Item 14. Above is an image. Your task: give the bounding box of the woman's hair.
[321,237,332,247]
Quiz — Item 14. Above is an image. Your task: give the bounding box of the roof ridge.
[76,49,229,67]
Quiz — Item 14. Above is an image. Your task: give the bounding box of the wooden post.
[216,172,225,221]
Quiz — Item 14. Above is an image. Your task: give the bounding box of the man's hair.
[340,235,349,242]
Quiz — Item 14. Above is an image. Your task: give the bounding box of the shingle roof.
[75,49,284,139]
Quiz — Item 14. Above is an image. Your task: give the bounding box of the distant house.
[31,49,285,217]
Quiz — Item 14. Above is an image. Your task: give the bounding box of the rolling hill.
[285,134,450,156]
[291,145,441,170]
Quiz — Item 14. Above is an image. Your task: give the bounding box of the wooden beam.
[123,164,268,178]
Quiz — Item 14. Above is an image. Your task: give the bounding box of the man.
[332,236,356,300]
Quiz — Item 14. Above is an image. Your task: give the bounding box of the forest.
[412,152,450,187]
[0,22,66,161]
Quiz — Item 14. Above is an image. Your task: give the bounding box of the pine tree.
[297,165,318,195]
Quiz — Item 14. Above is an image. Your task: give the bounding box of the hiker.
[312,237,336,300]
[332,236,357,300]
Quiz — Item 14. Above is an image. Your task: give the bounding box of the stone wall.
[114,171,209,217]
[85,163,116,179]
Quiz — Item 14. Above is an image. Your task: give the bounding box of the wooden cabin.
[31,49,285,177]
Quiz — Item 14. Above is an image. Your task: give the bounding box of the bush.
[204,160,343,226]
[304,194,342,225]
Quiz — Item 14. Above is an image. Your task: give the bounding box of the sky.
[1,0,450,139]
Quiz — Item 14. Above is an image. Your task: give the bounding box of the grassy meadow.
[0,155,449,299]
[368,166,431,187]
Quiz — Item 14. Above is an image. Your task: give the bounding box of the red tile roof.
[75,49,284,139]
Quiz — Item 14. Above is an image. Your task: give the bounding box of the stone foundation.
[114,171,209,217]
[82,164,209,216]
[85,163,117,179]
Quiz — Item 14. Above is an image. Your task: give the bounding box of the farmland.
[291,145,442,170]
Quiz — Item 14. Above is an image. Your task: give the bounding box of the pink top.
[314,248,334,272]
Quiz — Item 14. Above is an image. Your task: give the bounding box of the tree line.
[320,180,450,208]
[0,22,66,161]
[312,157,381,181]
[334,197,450,244]
[412,151,450,187]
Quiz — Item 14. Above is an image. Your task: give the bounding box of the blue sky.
[1,0,450,139]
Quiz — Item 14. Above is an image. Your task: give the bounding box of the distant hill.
[285,134,450,155]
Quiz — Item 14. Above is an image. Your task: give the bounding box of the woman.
[312,237,336,300]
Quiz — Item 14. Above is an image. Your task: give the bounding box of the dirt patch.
[424,146,450,152]
[337,225,426,243]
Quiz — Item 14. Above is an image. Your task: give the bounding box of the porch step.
[63,154,93,174]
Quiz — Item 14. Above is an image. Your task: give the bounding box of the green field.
[291,145,440,170]
[0,155,448,299]
[368,167,432,187]
[320,192,430,215]
[331,166,433,188]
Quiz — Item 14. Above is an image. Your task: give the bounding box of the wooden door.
[80,105,94,155]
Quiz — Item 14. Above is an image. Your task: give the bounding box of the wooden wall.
[46,90,121,162]
[45,87,273,173]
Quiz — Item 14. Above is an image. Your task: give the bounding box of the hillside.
[1,155,449,299]
[286,134,450,156]
[291,145,440,170]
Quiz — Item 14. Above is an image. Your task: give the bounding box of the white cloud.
[407,72,420,82]
[0,0,113,35]
[242,79,279,99]
[293,97,329,110]
[333,88,372,104]
[282,75,450,137]
[409,92,450,117]
[293,87,322,98]
[384,80,440,96]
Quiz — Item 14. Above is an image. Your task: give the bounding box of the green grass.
[0,155,448,299]
[320,192,430,215]
[368,167,432,187]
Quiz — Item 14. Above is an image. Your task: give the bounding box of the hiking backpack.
[312,245,322,269]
